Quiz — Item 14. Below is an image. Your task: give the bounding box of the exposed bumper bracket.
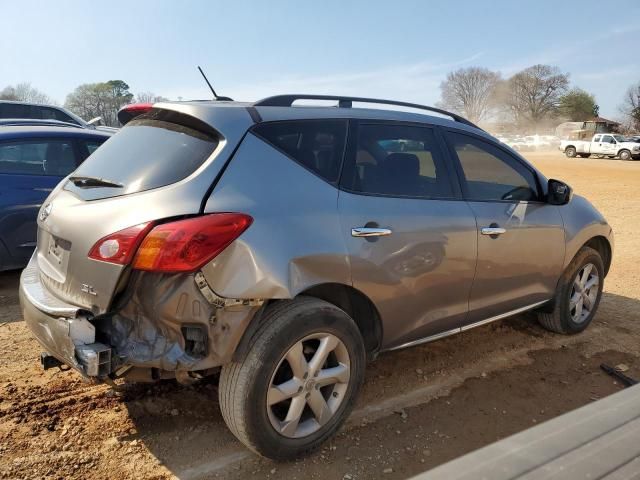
[194,271,263,308]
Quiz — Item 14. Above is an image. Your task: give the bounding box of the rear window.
[64,118,218,200]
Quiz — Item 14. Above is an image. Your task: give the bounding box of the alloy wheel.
[267,333,350,438]
[569,263,599,323]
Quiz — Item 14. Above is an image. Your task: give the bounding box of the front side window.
[252,120,347,183]
[446,132,539,202]
[343,123,453,198]
[602,135,614,143]
[0,139,77,176]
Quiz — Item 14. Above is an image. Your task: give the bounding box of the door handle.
[351,227,392,238]
[481,226,506,236]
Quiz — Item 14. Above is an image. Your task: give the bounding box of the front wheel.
[219,297,366,460]
[619,149,632,161]
[537,247,604,334]
[565,146,577,158]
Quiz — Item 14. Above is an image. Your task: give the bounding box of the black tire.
[537,247,604,334]
[219,297,366,460]
[565,146,577,158]
[619,149,631,161]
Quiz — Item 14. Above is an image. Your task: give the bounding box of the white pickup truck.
[560,134,640,160]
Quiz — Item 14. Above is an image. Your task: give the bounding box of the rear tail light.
[132,213,253,273]
[88,222,154,265]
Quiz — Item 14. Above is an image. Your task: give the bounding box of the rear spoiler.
[117,103,153,126]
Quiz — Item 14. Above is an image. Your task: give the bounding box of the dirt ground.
[1,151,639,480]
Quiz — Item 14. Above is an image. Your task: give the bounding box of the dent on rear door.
[337,191,478,348]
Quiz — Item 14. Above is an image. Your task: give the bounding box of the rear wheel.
[619,149,632,161]
[565,146,577,158]
[537,247,604,334]
[219,297,365,460]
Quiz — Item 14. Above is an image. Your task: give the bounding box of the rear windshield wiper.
[68,176,124,189]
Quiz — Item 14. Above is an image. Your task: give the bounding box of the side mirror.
[86,116,102,127]
[547,179,572,205]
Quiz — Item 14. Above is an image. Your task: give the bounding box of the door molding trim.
[384,299,550,352]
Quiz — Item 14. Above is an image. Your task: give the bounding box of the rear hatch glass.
[64,116,219,200]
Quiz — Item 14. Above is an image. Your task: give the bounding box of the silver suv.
[20,95,613,459]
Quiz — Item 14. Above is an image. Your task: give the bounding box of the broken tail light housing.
[88,222,154,265]
[132,213,253,273]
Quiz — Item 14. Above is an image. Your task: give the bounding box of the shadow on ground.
[114,291,640,479]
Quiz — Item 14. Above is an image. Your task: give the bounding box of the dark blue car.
[0,124,111,270]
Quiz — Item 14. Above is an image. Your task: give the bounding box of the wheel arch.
[583,235,612,276]
[297,283,383,360]
[618,148,631,158]
[232,283,383,363]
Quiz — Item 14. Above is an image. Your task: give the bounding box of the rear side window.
[0,103,31,119]
[253,120,347,183]
[65,119,218,200]
[40,106,78,125]
[342,123,453,198]
[0,139,77,176]
[446,131,540,202]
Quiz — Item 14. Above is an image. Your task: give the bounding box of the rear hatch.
[35,105,253,313]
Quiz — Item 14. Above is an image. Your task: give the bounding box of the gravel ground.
[1,151,639,480]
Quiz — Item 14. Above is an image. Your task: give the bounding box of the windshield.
[64,118,218,200]
[613,135,625,142]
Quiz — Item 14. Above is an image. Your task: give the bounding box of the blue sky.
[2,0,639,118]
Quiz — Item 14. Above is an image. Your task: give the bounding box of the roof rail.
[254,94,482,130]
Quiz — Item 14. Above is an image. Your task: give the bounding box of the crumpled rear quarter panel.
[201,132,351,299]
[96,271,260,371]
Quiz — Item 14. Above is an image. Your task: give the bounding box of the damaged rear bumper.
[20,255,111,377]
[20,254,263,380]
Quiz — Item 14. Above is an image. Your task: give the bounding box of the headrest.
[383,153,420,177]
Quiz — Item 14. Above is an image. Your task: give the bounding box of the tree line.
[438,64,640,132]
[1,69,639,132]
[0,81,167,127]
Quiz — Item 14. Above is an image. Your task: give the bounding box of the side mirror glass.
[547,179,572,205]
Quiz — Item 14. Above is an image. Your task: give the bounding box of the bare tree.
[135,91,169,103]
[438,67,501,124]
[620,81,640,131]
[0,82,54,104]
[503,65,569,128]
